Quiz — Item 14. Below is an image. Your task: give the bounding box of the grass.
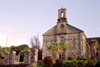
[36,65,44,67]
[35,60,98,67]
[63,60,88,63]
[19,62,24,64]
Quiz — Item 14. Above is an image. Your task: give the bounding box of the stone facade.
[42,8,90,60]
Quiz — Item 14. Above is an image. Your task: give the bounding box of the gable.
[67,24,83,33]
[43,25,57,36]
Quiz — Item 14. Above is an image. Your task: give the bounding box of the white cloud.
[0,33,28,47]
[6,27,24,36]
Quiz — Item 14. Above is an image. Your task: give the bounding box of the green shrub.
[86,60,94,67]
[70,59,78,67]
[43,56,52,67]
[77,56,80,60]
[83,58,87,60]
[68,57,72,60]
[77,60,86,67]
[54,59,63,67]
[51,60,56,66]
[64,62,71,67]
[95,60,100,67]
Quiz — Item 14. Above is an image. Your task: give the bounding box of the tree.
[48,42,68,60]
[59,42,68,60]
[0,46,4,58]
[30,34,41,50]
[48,43,60,60]
[89,39,98,62]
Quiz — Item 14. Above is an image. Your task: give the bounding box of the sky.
[0,0,100,47]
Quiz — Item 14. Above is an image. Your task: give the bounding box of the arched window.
[60,37,65,42]
[73,38,76,48]
[61,11,64,17]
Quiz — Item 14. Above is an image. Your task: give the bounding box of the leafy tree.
[48,42,68,60]
[48,43,60,60]
[10,44,30,61]
[59,42,68,60]
[89,39,98,62]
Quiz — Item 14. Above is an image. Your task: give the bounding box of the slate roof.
[67,24,84,32]
[87,37,100,44]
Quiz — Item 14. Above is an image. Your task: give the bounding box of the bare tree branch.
[30,34,41,50]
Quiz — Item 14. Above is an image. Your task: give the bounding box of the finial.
[61,6,63,8]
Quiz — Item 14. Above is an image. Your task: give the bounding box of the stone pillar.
[3,52,9,65]
[24,50,31,64]
[9,51,16,65]
[31,49,38,63]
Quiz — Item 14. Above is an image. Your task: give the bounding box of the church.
[42,8,100,60]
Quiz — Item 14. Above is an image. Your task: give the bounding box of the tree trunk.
[95,48,97,63]
[56,52,59,60]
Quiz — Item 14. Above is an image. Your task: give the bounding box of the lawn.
[35,60,96,67]
[36,65,44,67]
[63,60,88,63]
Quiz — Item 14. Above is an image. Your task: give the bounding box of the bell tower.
[57,8,67,23]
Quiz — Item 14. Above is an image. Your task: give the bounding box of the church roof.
[43,23,84,36]
[88,37,100,44]
[67,24,83,32]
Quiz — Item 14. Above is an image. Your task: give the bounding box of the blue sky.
[0,0,100,47]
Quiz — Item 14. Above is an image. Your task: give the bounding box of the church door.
[59,52,65,60]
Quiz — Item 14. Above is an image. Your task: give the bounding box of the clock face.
[60,24,64,29]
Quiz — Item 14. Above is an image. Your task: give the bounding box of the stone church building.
[42,8,100,60]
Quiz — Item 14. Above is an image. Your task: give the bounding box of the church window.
[73,38,76,48]
[60,24,64,29]
[61,11,64,17]
[60,37,65,42]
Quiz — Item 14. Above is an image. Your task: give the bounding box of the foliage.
[77,60,86,67]
[64,62,71,67]
[68,57,72,60]
[43,56,52,67]
[70,59,78,67]
[48,43,60,54]
[89,39,98,49]
[87,60,94,67]
[54,59,63,67]
[48,42,68,60]
[77,56,80,60]
[30,35,41,50]
[95,60,100,67]
[52,60,56,66]
[0,52,4,58]
[59,42,68,51]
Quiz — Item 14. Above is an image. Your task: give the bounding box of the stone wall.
[24,50,31,64]
[3,52,9,65]
[3,51,20,65]
[24,49,39,64]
